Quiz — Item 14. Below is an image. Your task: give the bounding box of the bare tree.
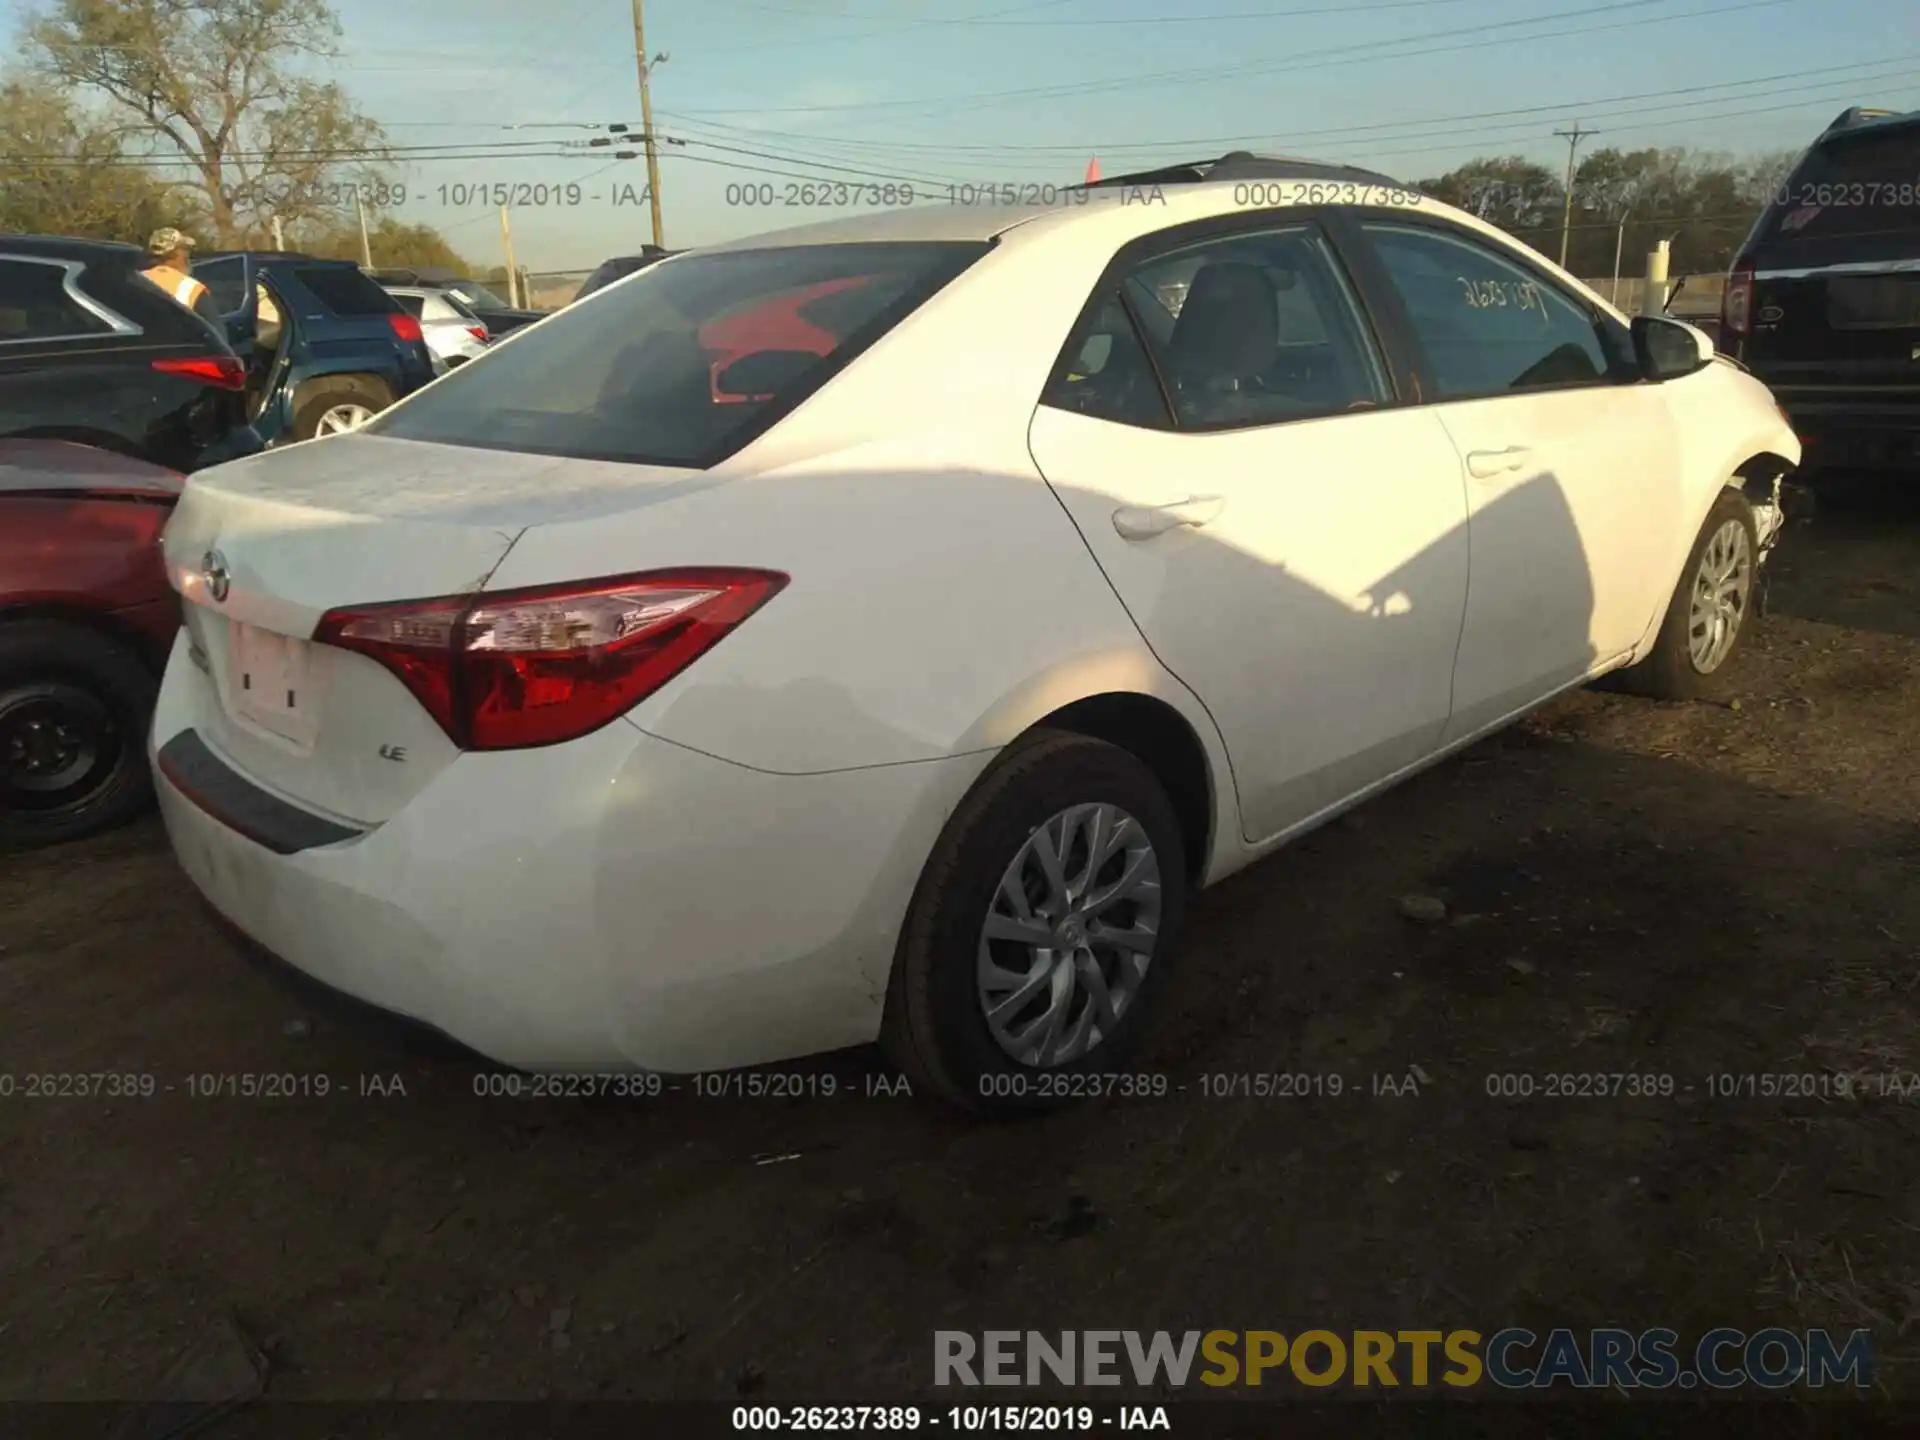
[25,0,389,244]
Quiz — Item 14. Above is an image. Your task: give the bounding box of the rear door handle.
[1465,446,1530,479]
[1112,495,1226,540]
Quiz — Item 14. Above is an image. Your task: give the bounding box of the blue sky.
[7,0,1918,271]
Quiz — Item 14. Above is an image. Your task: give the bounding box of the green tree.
[24,0,390,244]
[296,216,474,273]
[1415,156,1563,231]
[0,74,191,239]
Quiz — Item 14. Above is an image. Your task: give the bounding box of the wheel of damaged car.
[0,621,158,851]
[1613,487,1760,701]
[293,378,394,442]
[881,729,1188,1115]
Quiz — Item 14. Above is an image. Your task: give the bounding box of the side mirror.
[714,349,820,398]
[1632,315,1712,381]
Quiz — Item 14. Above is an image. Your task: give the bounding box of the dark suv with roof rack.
[1720,106,1920,473]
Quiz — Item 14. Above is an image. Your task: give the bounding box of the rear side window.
[0,258,114,342]
[368,242,988,467]
[292,266,401,316]
[1765,129,1920,241]
[391,293,426,316]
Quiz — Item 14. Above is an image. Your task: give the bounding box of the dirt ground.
[5,474,1920,1418]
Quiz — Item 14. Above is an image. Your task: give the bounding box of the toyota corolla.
[150,154,1797,1112]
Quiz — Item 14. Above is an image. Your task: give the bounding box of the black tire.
[1612,487,1759,701]
[291,377,394,442]
[881,728,1189,1116]
[0,620,159,851]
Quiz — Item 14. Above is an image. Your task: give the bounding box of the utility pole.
[1553,122,1598,270]
[270,213,285,252]
[355,191,373,267]
[499,205,520,308]
[630,0,667,248]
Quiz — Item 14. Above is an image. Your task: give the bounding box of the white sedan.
[149,158,1797,1112]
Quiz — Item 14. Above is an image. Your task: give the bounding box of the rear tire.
[0,621,158,851]
[1612,488,1759,701]
[292,377,394,441]
[882,729,1188,1116]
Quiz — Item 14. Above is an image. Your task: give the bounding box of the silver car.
[382,286,489,373]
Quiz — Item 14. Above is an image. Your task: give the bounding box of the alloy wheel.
[976,802,1162,1067]
[1688,518,1752,673]
[315,403,375,436]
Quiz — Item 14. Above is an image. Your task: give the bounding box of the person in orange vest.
[139,228,223,325]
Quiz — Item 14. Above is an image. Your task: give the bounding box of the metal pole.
[1642,238,1670,317]
[1552,122,1598,270]
[271,213,285,251]
[499,206,520,308]
[1611,213,1628,307]
[356,192,373,267]
[631,0,666,248]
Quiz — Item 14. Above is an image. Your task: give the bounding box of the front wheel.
[1613,487,1759,701]
[882,729,1188,1115]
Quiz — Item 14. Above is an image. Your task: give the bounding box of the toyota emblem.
[201,549,232,603]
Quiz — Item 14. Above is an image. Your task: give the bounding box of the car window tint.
[366,242,988,468]
[391,293,426,316]
[192,257,248,314]
[0,258,113,342]
[1361,224,1611,399]
[1765,130,1920,240]
[1125,228,1388,429]
[291,266,400,316]
[1042,291,1172,429]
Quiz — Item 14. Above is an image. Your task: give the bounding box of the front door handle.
[1112,495,1227,540]
[1465,446,1530,479]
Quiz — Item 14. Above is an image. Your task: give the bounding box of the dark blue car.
[191,252,437,443]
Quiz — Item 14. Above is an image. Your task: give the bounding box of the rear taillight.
[314,569,788,750]
[467,326,488,343]
[152,355,246,391]
[388,313,424,343]
[1723,259,1754,338]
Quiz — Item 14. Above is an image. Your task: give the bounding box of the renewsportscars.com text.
[933,1328,1873,1391]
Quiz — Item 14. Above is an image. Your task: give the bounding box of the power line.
[669,0,1776,118]
[650,52,1912,160]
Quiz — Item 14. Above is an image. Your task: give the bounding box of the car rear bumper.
[149,659,990,1073]
[1762,385,1920,467]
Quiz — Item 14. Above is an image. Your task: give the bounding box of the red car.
[0,440,182,849]
[699,276,874,403]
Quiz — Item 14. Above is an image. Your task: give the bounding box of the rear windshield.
[292,265,402,316]
[1763,126,1920,241]
[367,242,988,468]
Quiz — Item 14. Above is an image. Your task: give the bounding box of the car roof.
[702,153,1417,252]
[0,235,146,265]
[197,250,357,268]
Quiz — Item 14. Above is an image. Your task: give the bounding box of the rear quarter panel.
[0,494,177,622]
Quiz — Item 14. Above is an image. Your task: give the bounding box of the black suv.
[572,247,677,303]
[0,236,261,472]
[1722,106,1920,471]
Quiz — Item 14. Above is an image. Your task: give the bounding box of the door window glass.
[1041,291,1173,429]
[192,257,248,314]
[1361,223,1613,399]
[1125,227,1388,429]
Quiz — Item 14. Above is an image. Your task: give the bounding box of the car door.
[1346,217,1687,741]
[191,254,258,360]
[0,252,150,457]
[1027,217,1472,845]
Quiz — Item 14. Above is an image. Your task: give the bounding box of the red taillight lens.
[1723,259,1754,338]
[314,569,788,750]
[467,326,488,343]
[152,354,246,390]
[388,312,424,343]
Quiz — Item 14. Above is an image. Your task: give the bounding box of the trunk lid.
[160,433,719,824]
